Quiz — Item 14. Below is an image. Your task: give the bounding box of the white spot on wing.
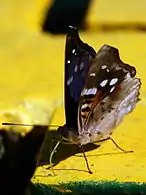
[91,88,97,94]
[109,78,118,86]
[110,86,115,93]
[81,104,88,109]
[67,76,73,85]
[100,79,108,87]
[86,89,92,95]
[74,65,78,72]
[81,88,97,95]
[126,72,131,78]
[80,62,84,70]
[101,65,107,69]
[72,49,75,54]
[90,73,96,76]
[67,60,70,64]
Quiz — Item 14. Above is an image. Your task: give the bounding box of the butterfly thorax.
[57,125,92,145]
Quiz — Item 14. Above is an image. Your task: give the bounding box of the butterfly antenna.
[2,122,59,128]
[80,145,93,174]
[49,140,62,176]
[109,137,133,153]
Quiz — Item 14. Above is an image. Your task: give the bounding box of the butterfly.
[0,125,48,195]
[49,25,141,174]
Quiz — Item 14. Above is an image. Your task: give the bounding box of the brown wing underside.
[78,45,137,131]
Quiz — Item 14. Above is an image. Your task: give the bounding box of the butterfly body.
[57,27,141,147]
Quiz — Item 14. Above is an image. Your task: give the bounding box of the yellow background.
[0,0,145,185]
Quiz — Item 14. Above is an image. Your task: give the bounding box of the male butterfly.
[50,25,141,174]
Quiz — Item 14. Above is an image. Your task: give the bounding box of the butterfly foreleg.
[49,139,62,176]
[52,137,74,144]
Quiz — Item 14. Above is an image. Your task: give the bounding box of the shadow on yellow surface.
[38,130,98,168]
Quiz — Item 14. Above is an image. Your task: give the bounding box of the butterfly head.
[57,125,79,144]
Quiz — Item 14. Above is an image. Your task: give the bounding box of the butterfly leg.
[80,145,93,174]
[52,137,75,144]
[49,140,62,176]
[109,137,133,153]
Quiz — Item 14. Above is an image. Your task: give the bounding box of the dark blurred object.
[0,125,48,195]
[42,0,91,34]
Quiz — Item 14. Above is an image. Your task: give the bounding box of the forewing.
[78,44,137,132]
[64,26,96,129]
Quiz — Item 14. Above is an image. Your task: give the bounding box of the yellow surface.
[88,0,146,25]
[0,0,145,185]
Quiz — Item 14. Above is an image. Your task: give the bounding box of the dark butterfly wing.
[78,45,137,131]
[65,26,96,129]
